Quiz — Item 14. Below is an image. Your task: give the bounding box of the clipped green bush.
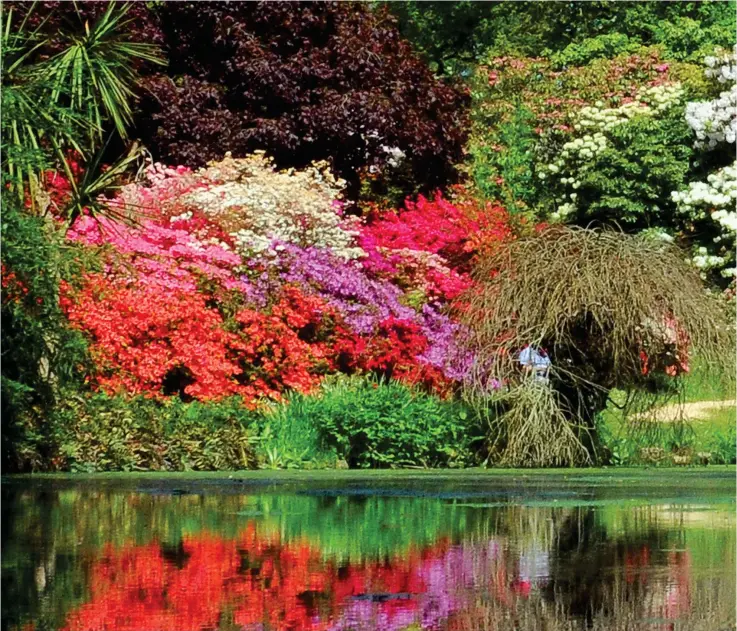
[272,376,481,469]
[48,393,258,472]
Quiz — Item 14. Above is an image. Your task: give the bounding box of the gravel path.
[638,400,735,422]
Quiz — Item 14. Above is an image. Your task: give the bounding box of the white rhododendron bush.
[676,47,737,287]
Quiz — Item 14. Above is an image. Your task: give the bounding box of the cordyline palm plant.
[459,226,734,467]
[1,1,163,220]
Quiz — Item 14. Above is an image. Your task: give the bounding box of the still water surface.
[2,470,735,631]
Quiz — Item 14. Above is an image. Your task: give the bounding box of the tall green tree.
[386,1,736,76]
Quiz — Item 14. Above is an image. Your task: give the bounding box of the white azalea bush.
[184,153,365,260]
[685,48,737,148]
[120,152,365,261]
[674,48,737,290]
[672,163,737,281]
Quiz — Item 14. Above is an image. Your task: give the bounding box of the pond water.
[2,470,735,631]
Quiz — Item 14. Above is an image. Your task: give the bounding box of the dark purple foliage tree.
[138,1,468,198]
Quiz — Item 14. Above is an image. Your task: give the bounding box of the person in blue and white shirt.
[518,345,551,383]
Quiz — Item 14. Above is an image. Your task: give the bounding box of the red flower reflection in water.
[61,528,694,631]
[62,526,449,631]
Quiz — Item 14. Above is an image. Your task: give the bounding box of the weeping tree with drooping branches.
[460,225,734,467]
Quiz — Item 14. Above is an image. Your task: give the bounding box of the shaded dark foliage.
[136,1,468,197]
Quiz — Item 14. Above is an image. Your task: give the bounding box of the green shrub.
[551,33,641,69]
[274,376,481,469]
[709,425,736,465]
[48,393,258,472]
[1,201,92,472]
[387,1,736,75]
[469,104,538,211]
[543,106,694,230]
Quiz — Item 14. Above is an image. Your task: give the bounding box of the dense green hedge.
[11,378,483,472]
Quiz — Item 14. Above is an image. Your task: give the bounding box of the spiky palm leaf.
[43,2,163,144]
[52,137,146,227]
[1,5,88,203]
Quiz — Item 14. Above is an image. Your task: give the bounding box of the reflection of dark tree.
[545,508,672,625]
[1,489,90,631]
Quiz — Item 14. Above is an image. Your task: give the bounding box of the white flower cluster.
[560,132,608,162]
[381,145,407,169]
[170,211,193,222]
[704,47,737,83]
[636,83,685,112]
[576,101,650,133]
[639,228,675,244]
[544,133,606,220]
[543,84,683,221]
[183,152,366,260]
[693,247,725,271]
[685,89,737,147]
[672,163,737,224]
[575,84,682,133]
[685,49,737,148]
[672,163,737,279]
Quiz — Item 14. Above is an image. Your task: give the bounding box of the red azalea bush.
[61,275,358,405]
[362,317,453,394]
[228,287,358,401]
[60,276,242,401]
[362,190,513,270]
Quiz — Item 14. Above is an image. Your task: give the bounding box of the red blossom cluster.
[1,265,30,306]
[362,318,452,394]
[360,191,512,303]
[61,274,362,404]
